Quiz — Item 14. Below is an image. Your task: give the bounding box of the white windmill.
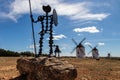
[88,44,100,60]
[71,38,86,58]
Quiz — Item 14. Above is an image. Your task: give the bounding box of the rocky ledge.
[17,57,77,80]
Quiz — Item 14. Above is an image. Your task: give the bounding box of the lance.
[28,0,37,57]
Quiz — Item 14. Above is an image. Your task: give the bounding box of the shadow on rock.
[10,74,27,80]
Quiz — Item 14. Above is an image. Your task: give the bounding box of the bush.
[0,49,20,57]
[20,51,34,57]
[0,48,34,57]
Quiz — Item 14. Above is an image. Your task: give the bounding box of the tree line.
[0,48,34,57]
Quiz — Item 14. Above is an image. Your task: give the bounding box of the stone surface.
[17,57,77,80]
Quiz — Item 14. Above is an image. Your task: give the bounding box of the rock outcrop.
[17,57,77,80]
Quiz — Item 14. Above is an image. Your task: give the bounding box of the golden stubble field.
[0,57,120,80]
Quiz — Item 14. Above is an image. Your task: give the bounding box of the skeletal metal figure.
[31,5,58,57]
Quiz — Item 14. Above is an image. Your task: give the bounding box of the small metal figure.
[54,45,61,57]
[107,53,111,58]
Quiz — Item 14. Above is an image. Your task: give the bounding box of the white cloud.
[77,34,83,36]
[84,42,92,46]
[56,43,69,51]
[0,12,17,22]
[98,42,105,46]
[53,34,67,40]
[73,26,100,33]
[55,3,84,16]
[84,42,105,47]
[0,0,110,22]
[72,13,110,21]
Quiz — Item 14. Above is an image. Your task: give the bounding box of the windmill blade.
[80,38,86,44]
[88,44,93,49]
[88,50,92,55]
[72,38,78,45]
[94,44,98,48]
[71,47,76,54]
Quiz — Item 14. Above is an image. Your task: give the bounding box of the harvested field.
[0,57,120,80]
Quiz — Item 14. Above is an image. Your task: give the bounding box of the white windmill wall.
[92,50,99,59]
[76,47,85,58]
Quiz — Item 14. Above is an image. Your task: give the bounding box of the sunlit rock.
[17,57,77,80]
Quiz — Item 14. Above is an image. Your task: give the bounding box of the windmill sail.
[94,44,98,48]
[80,38,86,44]
[88,50,92,54]
[72,38,78,45]
[88,44,93,49]
[71,47,76,54]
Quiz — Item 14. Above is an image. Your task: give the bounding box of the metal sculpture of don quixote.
[29,0,58,57]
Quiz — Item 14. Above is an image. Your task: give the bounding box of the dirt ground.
[0,57,120,80]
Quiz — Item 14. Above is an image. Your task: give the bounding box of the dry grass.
[0,57,20,80]
[65,57,120,80]
[0,57,120,80]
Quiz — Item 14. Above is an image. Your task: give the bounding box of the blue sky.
[0,0,120,57]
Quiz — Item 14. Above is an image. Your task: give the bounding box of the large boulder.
[17,57,77,80]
